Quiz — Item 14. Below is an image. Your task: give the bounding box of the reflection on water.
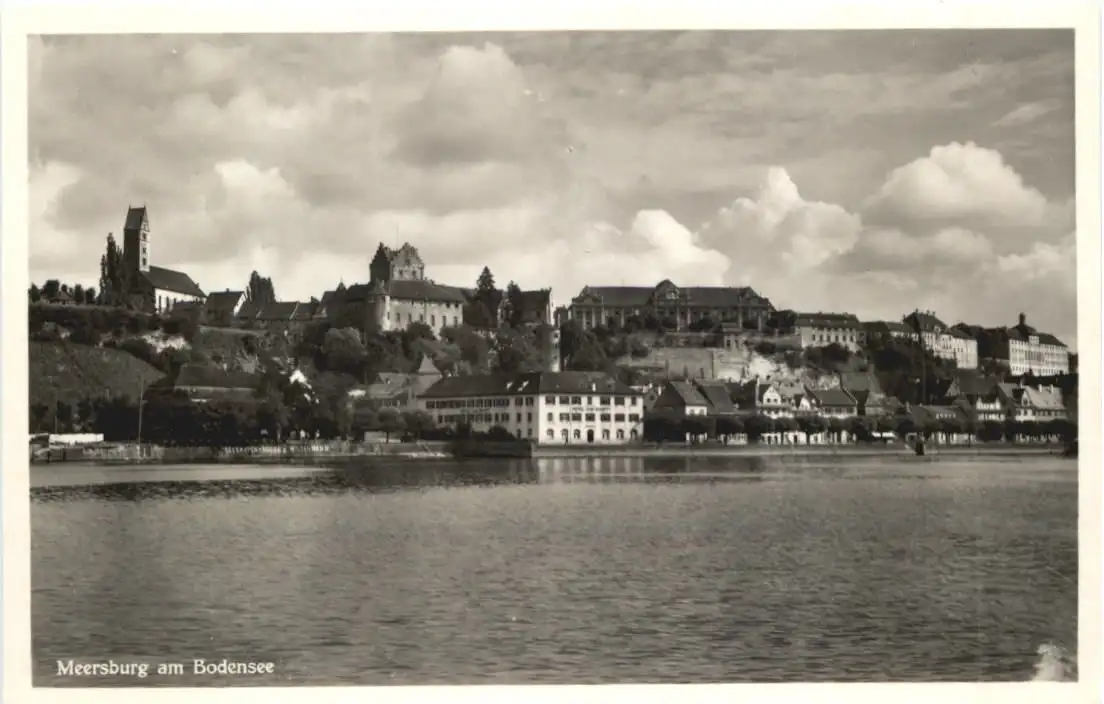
[31,456,1078,685]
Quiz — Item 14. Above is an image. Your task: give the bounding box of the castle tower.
[122,206,150,275]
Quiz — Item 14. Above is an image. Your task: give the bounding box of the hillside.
[29,340,163,407]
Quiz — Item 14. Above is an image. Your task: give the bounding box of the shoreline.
[30,442,1067,468]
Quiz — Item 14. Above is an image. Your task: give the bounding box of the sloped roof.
[291,301,319,321]
[123,206,147,231]
[666,380,710,407]
[204,290,244,314]
[904,311,946,332]
[1021,385,1065,410]
[695,381,736,413]
[864,320,913,335]
[142,266,205,298]
[174,364,259,390]
[794,312,861,329]
[236,300,261,319]
[838,371,883,394]
[570,285,770,308]
[808,387,857,407]
[257,302,299,320]
[421,371,637,399]
[388,279,468,303]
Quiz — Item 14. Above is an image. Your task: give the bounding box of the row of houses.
[159,354,1069,446]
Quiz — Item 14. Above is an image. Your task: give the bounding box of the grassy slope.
[29,340,163,406]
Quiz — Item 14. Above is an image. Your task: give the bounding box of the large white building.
[420,371,644,444]
[989,314,1070,376]
[903,311,979,370]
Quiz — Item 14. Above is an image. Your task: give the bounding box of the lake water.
[31,456,1078,685]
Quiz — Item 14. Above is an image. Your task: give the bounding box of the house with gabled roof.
[651,380,711,416]
[838,371,890,416]
[806,387,859,419]
[727,379,790,418]
[151,364,260,403]
[120,206,206,314]
[202,290,247,326]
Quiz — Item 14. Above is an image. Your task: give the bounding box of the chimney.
[1018,312,1026,327]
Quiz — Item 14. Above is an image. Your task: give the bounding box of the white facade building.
[420,371,645,445]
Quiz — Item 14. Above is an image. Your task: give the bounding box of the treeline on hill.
[31,360,444,446]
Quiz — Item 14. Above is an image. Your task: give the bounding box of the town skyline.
[29,30,1077,347]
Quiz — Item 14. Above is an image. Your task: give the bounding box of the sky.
[28,30,1078,347]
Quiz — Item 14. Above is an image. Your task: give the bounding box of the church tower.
[122,206,151,275]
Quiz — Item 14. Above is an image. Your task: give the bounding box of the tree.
[441,324,490,373]
[402,410,436,440]
[28,283,41,303]
[72,284,85,305]
[714,415,743,440]
[559,320,607,372]
[979,419,1004,442]
[743,414,774,443]
[848,415,874,443]
[501,281,525,329]
[464,267,500,329]
[323,327,367,376]
[376,407,406,442]
[492,326,544,374]
[682,415,712,441]
[98,234,128,306]
[246,271,277,307]
[84,287,97,305]
[894,415,918,439]
[42,279,61,301]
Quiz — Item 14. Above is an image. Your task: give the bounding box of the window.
[559,396,569,404]
[545,396,555,404]
[571,396,581,405]
[547,413,553,421]
[431,315,435,326]
[617,429,625,440]
[514,398,523,407]
[453,316,458,326]
[586,396,594,405]
[615,397,625,406]
[629,414,640,422]
[561,429,568,438]
[546,429,554,438]
[573,429,581,439]
[571,413,582,422]
[615,413,625,422]
[602,429,610,440]
[559,413,569,421]
[527,412,532,422]
[630,398,638,406]
[585,413,595,422]
[516,413,522,423]
[600,414,611,422]
[600,396,611,406]
[525,397,534,407]
[527,429,533,438]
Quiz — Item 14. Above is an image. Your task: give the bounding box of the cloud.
[699,144,1077,347]
[993,99,1063,127]
[27,33,1077,348]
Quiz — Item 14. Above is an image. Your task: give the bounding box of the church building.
[121,206,206,314]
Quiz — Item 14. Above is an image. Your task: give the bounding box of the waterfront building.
[557,279,773,332]
[792,312,864,352]
[650,381,711,416]
[727,379,791,418]
[806,387,859,419]
[996,381,1068,423]
[120,206,206,314]
[837,371,891,416]
[419,371,644,445]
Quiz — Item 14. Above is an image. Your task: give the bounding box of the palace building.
[121,206,206,314]
[556,279,774,331]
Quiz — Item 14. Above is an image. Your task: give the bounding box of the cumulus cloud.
[26,33,1077,348]
[699,142,1077,347]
